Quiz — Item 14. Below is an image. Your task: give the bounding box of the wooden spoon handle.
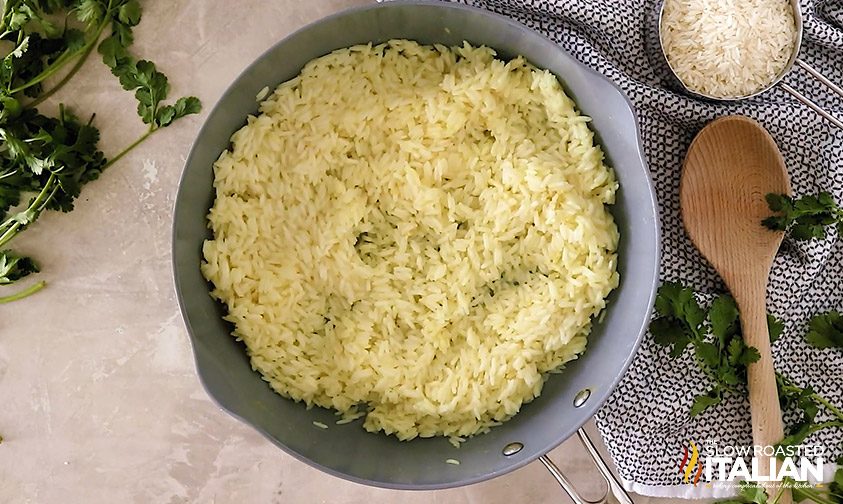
[736,292,790,503]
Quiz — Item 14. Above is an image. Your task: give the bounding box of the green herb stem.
[0,280,46,303]
[791,486,837,504]
[26,18,112,108]
[103,128,156,170]
[805,420,843,435]
[0,173,57,248]
[10,47,84,95]
[0,220,20,248]
[4,36,29,88]
[11,0,118,99]
[0,0,13,30]
[769,484,786,504]
[693,353,730,391]
[813,394,843,422]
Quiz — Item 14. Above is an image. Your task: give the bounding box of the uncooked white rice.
[660,0,796,98]
[201,40,619,443]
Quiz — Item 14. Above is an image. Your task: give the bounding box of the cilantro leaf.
[805,311,843,350]
[767,314,784,343]
[710,295,739,346]
[654,280,683,317]
[154,96,201,127]
[650,316,691,357]
[97,35,127,68]
[117,0,141,26]
[173,96,201,116]
[690,387,721,417]
[737,482,768,504]
[765,193,791,213]
[0,250,38,284]
[726,337,745,366]
[0,167,34,219]
[738,345,760,366]
[763,191,843,241]
[11,36,30,59]
[831,463,843,498]
[695,341,720,369]
[76,0,107,27]
[155,104,176,127]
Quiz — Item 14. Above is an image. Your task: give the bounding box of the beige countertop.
[0,1,685,502]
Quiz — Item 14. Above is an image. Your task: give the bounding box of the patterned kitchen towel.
[450,0,843,499]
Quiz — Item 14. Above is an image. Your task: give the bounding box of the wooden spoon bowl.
[680,116,791,496]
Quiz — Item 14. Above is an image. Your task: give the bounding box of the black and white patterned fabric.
[448,0,843,497]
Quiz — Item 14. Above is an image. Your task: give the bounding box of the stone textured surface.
[0,1,685,502]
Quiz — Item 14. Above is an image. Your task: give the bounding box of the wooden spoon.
[680,116,790,498]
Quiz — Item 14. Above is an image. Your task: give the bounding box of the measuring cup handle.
[778,60,843,130]
[795,59,843,99]
[779,83,843,129]
[538,428,634,504]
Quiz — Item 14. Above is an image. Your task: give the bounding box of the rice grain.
[201,40,619,443]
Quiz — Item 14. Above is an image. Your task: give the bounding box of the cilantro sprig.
[97,0,200,134]
[777,373,843,450]
[650,281,762,416]
[0,0,201,303]
[763,192,843,241]
[654,281,843,504]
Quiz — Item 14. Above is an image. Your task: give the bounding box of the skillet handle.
[538,428,634,504]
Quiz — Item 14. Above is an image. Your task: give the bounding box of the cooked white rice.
[660,0,796,98]
[201,40,619,442]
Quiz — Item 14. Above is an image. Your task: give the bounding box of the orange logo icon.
[678,441,704,486]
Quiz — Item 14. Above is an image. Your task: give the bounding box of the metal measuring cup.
[648,0,843,128]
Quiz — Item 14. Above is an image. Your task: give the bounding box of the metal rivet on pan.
[502,442,524,456]
[573,388,591,408]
